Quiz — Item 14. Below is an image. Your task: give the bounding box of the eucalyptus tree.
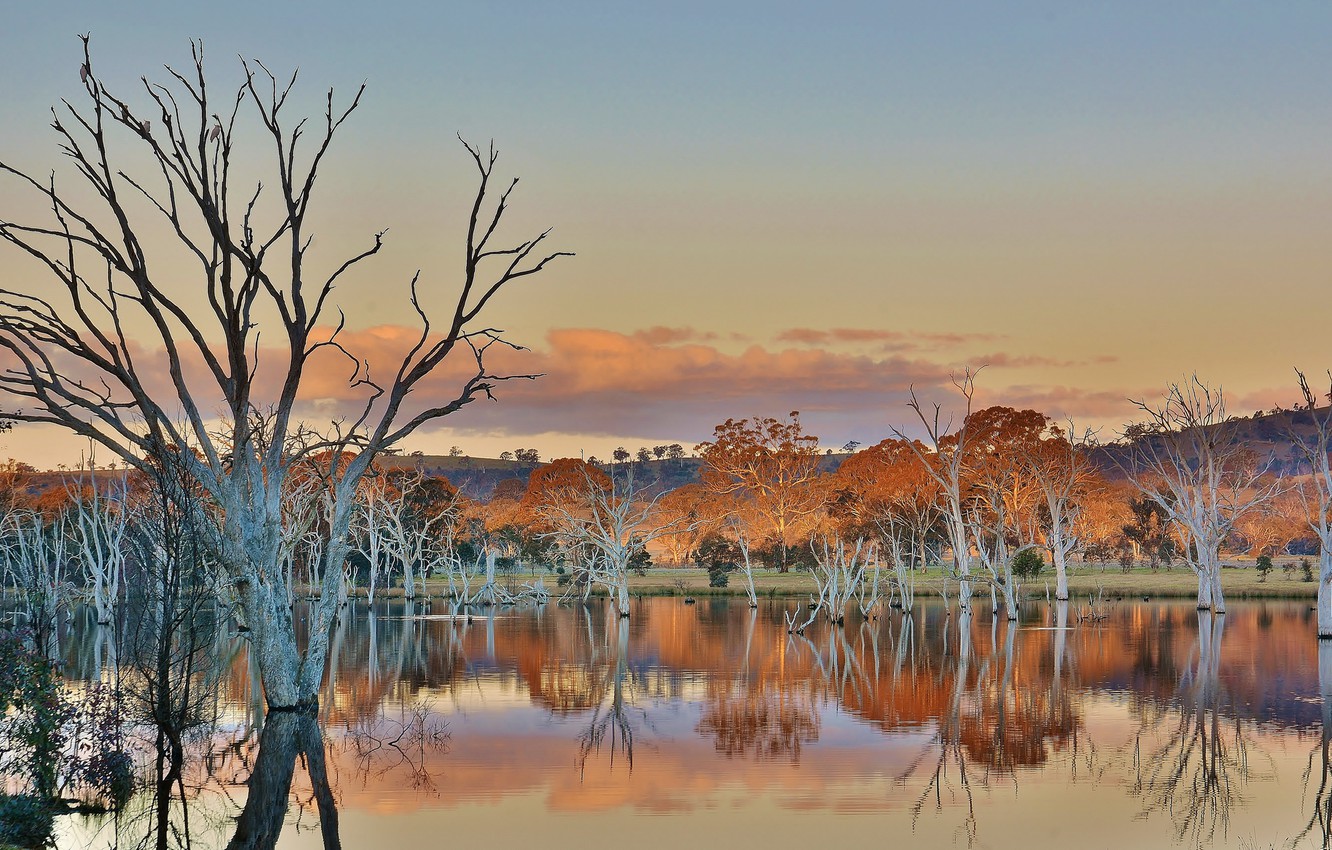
[962,406,1047,619]
[1017,424,1098,602]
[0,39,568,709]
[696,412,827,572]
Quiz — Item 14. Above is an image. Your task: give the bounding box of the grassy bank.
[348,563,1320,602]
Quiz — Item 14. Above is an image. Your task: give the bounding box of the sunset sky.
[2,2,1330,468]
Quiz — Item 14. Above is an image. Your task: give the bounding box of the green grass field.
[389,560,1320,602]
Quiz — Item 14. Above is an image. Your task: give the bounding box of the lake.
[45,596,1332,849]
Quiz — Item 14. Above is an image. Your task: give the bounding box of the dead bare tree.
[894,370,981,612]
[65,458,130,625]
[541,467,693,617]
[1124,378,1279,614]
[0,38,569,709]
[1293,370,1332,638]
[1020,423,1098,602]
[801,536,874,630]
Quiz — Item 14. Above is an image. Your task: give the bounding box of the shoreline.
[333,565,1321,603]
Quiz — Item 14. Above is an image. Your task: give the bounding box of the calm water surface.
[48,597,1332,849]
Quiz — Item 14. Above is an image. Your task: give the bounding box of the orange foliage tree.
[651,483,727,565]
[696,412,826,572]
[831,437,943,571]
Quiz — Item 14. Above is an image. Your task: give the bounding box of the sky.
[1,2,1330,467]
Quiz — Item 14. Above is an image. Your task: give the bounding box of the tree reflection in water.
[227,712,340,850]
[577,607,642,775]
[697,608,820,761]
[1296,642,1332,847]
[1128,611,1266,847]
[38,598,1329,848]
[888,608,1088,848]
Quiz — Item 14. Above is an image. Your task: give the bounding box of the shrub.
[628,535,652,577]
[0,630,70,800]
[66,683,132,810]
[693,534,739,587]
[1012,549,1044,580]
[1303,558,1315,583]
[1256,555,1274,582]
[0,794,53,848]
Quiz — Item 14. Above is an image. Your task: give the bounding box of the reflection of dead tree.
[226,712,340,850]
[342,698,451,795]
[577,612,645,776]
[899,611,983,848]
[907,736,980,848]
[895,611,1079,848]
[1294,642,1332,848]
[1128,611,1267,847]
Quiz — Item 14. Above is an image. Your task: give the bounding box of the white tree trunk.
[1195,565,1213,611]
[1209,566,1226,615]
[614,574,631,618]
[1051,534,1070,602]
[1320,550,1332,639]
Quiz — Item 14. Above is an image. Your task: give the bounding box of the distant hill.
[18,405,1319,501]
[376,451,849,501]
[1091,406,1324,479]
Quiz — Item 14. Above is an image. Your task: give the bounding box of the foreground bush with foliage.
[0,629,133,845]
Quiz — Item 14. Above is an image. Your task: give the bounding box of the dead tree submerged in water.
[0,38,568,709]
[1124,379,1279,614]
[1291,371,1332,639]
[895,371,982,614]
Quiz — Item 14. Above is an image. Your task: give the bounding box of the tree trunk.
[1195,568,1213,611]
[1053,543,1069,602]
[1209,567,1226,615]
[403,557,417,601]
[614,573,631,618]
[244,581,305,710]
[1321,551,1332,638]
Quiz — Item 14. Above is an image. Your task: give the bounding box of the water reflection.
[1128,612,1252,845]
[1297,642,1332,848]
[228,712,339,850]
[697,609,821,761]
[43,598,1329,849]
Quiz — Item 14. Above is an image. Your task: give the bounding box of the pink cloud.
[0,323,1203,455]
[776,326,1002,352]
[630,326,719,345]
[965,351,1118,370]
